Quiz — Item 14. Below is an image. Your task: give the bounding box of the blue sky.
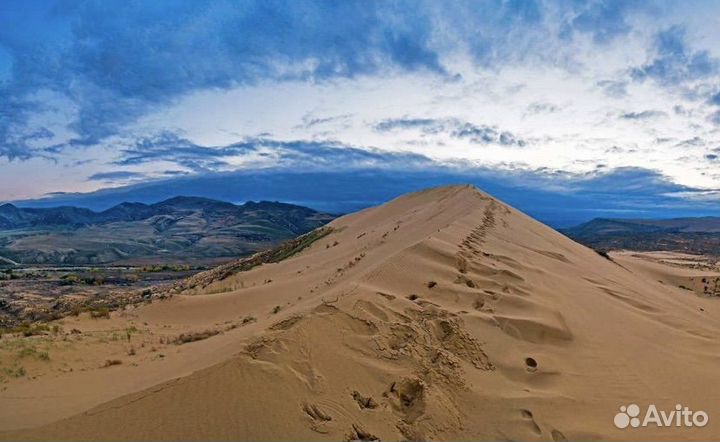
[2,0,720,226]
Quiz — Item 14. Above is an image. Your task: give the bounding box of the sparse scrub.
[17,347,50,361]
[88,306,110,319]
[60,273,82,285]
[5,323,50,337]
[2,365,26,378]
[173,330,220,345]
[272,305,281,314]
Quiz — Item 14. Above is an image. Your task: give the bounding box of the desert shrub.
[2,365,26,378]
[83,276,105,285]
[173,330,220,345]
[126,273,140,283]
[89,306,110,319]
[17,347,50,361]
[272,305,281,314]
[60,273,82,285]
[10,323,50,337]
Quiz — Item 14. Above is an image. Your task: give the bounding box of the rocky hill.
[0,197,334,265]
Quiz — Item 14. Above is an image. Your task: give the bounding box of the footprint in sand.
[352,390,378,409]
[551,429,568,441]
[303,403,332,422]
[386,378,426,423]
[345,423,379,441]
[303,403,333,434]
[520,409,542,435]
[525,357,538,372]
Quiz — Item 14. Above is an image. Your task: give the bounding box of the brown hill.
[1,185,719,441]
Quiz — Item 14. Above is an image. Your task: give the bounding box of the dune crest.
[3,185,720,441]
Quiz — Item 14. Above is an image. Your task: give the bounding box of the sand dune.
[2,185,720,441]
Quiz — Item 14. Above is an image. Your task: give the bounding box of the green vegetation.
[60,273,82,285]
[1,323,50,337]
[167,226,335,294]
[141,264,191,273]
[0,269,19,281]
[1,365,26,379]
[88,306,110,319]
[17,347,50,361]
[265,227,334,263]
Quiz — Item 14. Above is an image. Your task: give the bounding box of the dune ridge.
[2,184,720,441]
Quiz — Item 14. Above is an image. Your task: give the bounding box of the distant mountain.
[0,197,335,265]
[562,217,720,255]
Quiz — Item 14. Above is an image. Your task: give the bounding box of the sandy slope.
[2,185,720,441]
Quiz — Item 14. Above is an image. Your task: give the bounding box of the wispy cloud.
[631,26,718,87]
[87,171,146,182]
[113,132,435,172]
[620,110,667,120]
[373,117,526,146]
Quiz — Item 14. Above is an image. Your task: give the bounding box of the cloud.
[451,122,526,146]
[596,80,628,98]
[708,111,720,126]
[297,113,353,130]
[87,171,146,182]
[620,110,667,120]
[0,0,450,160]
[631,26,718,87]
[0,0,681,161]
[676,136,705,147]
[114,132,435,172]
[525,102,559,114]
[707,91,720,106]
[373,117,526,146]
[373,118,441,133]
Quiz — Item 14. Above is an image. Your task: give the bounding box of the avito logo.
[614,404,709,429]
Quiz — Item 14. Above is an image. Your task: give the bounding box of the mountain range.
[562,216,720,255]
[0,197,334,265]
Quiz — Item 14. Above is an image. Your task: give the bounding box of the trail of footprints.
[261,199,568,440]
[454,200,569,441]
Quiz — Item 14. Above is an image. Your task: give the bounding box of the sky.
[2,0,720,226]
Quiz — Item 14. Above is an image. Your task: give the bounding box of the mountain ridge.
[562,216,720,255]
[0,197,335,265]
[0,196,329,229]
